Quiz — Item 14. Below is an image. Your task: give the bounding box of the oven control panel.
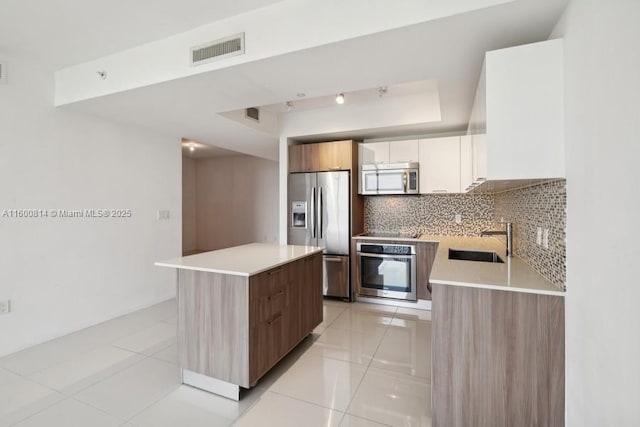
[357,243,415,255]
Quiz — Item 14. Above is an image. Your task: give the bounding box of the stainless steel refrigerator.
[288,171,351,298]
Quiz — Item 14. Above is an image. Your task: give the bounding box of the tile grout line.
[339,304,395,419]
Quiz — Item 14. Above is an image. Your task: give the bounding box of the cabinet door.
[389,140,419,163]
[360,142,389,165]
[289,144,319,173]
[419,137,461,193]
[472,133,487,183]
[300,254,323,332]
[460,135,473,192]
[416,242,437,300]
[317,140,352,171]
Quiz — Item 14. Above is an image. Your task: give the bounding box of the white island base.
[156,243,324,400]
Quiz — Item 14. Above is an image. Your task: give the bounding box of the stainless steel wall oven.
[356,242,417,301]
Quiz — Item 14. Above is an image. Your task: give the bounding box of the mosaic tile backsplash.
[364,194,495,236]
[364,180,566,290]
[494,180,566,290]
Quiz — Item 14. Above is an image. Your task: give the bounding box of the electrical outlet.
[455,214,462,224]
[543,229,549,249]
[0,300,11,315]
[157,210,170,220]
[536,227,542,245]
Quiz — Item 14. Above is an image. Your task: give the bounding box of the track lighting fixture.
[335,93,345,104]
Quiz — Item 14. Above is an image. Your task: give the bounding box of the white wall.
[182,157,197,253]
[0,56,181,357]
[196,155,278,250]
[552,0,640,424]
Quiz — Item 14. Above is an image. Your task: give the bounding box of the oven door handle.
[357,253,415,260]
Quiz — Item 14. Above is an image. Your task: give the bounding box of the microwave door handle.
[403,171,408,193]
[311,186,316,238]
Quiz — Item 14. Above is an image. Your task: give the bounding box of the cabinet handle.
[324,257,342,263]
[267,313,282,325]
[431,189,448,193]
[268,268,282,276]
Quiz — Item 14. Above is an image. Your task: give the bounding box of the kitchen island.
[155,243,324,400]
[425,235,565,427]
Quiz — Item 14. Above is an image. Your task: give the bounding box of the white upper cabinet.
[389,140,420,163]
[460,135,474,191]
[419,137,461,193]
[471,133,487,183]
[359,142,389,165]
[466,38,565,188]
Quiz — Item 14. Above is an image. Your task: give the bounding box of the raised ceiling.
[1,0,568,160]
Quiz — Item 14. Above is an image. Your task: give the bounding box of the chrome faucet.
[480,222,513,257]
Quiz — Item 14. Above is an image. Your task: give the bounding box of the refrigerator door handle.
[311,186,316,238]
[319,186,323,239]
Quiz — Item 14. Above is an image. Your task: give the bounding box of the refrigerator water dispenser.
[291,201,307,228]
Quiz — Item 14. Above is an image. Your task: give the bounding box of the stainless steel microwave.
[360,162,419,195]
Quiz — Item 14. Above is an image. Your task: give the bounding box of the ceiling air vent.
[0,61,7,84]
[245,107,260,122]
[191,33,245,66]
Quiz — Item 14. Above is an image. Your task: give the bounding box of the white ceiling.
[0,0,285,69]
[1,0,568,160]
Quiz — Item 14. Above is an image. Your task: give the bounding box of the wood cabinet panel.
[248,253,322,384]
[177,270,249,387]
[416,242,437,300]
[288,143,319,172]
[317,140,352,171]
[289,140,354,173]
[432,284,565,427]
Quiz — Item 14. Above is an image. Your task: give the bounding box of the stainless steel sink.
[448,248,504,263]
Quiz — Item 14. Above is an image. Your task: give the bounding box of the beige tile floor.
[0,299,432,427]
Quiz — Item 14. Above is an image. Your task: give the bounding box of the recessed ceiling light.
[336,93,345,104]
[296,93,306,98]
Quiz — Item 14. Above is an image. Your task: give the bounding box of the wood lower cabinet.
[248,253,323,382]
[178,252,323,390]
[431,284,565,427]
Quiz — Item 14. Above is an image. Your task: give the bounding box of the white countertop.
[155,243,324,277]
[354,234,564,296]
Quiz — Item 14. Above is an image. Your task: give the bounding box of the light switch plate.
[157,210,170,220]
[543,229,549,249]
